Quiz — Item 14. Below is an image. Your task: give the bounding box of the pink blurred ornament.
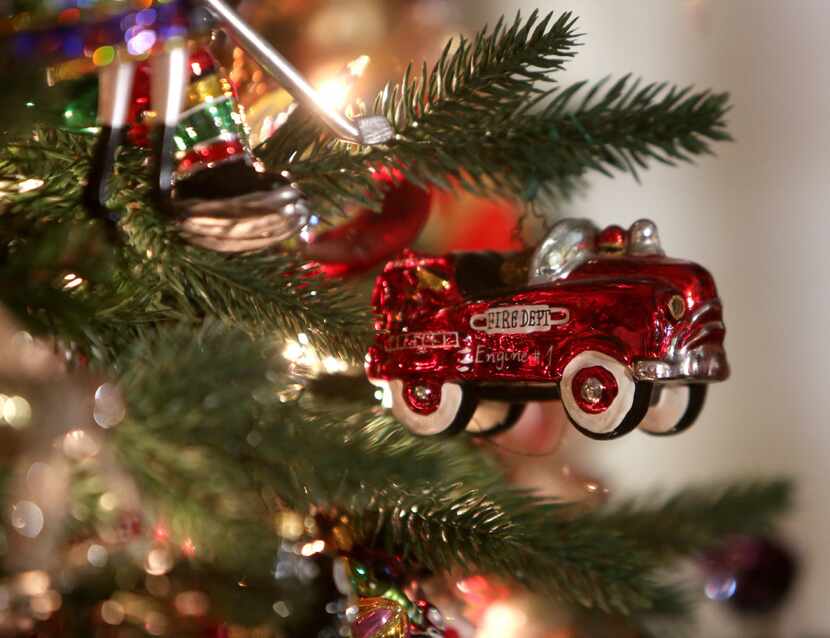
[487,401,569,455]
[454,575,512,625]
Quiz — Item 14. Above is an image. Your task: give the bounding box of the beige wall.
[474,1,830,635]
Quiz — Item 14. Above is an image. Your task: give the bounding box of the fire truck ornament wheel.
[465,401,527,436]
[640,384,708,436]
[389,380,478,436]
[560,351,651,439]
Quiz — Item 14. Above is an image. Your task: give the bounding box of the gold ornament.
[350,596,409,638]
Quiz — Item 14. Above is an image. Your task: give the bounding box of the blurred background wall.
[470,1,830,635]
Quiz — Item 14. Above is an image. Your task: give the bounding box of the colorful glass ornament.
[702,535,797,614]
[119,45,313,252]
[367,218,729,439]
[351,597,410,638]
[334,551,453,638]
[409,598,448,637]
[2,0,394,239]
[304,170,432,278]
[127,48,247,175]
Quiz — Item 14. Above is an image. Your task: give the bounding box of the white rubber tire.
[389,380,467,436]
[640,385,690,434]
[560,350,636,435]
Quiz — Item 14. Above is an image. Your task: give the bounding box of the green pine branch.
[105,327,788,620]
[261,13,729,214]
[593,480,792,562]
[348,482,682,616]
[260,10,579,206]
[0,325,789,633]
[0,129,371,362]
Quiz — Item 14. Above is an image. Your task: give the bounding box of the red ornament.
[304,170,432,278]
[366,218,729,439]
[429,187,523,253]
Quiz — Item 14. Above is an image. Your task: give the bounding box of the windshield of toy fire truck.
[528,218,598,285]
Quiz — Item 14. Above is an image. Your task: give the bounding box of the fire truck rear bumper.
[633,345,730,382]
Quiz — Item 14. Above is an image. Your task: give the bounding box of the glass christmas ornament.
[1,0,394,237]
[367,219,729,439]
[125,46,312,252]
[410,598,450,637]
[335,552,453,637]
[351,597,410,638]
[702,535,797,615]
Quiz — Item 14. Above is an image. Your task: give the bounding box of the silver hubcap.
[413,385,433,402]
[580,377,604,404]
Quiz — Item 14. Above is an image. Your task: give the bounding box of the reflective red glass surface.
[366,224,729,402]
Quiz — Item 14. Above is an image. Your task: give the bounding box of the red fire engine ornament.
[366,218,729,440]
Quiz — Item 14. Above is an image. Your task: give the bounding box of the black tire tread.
[643,383,707,437]
[467,402,527,437]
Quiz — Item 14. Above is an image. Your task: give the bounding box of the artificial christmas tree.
[0,6,791,637]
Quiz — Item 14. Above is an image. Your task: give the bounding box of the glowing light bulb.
[317,78,351,109]
[477,602,527,638]
[17,178,44,193]
[315,55,370,109]
[300,539,325,556]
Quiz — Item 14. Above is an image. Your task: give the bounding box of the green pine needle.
[0,129,371,361]
[262,12,729,215]
[107,327,789,619]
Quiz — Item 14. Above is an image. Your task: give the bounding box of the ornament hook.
[201,0,394,145]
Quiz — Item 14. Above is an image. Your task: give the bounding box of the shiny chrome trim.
[634,345,730,382]
[688,298,722,324]
[667,298,724,358]
[681,320,726,352]
[528,218,598,284]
